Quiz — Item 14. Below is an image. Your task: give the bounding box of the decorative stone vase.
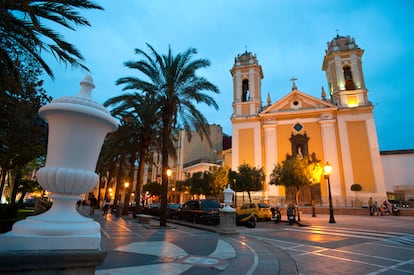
[219,185,238,235]
[222,184,235,212]
[0,76,118,251]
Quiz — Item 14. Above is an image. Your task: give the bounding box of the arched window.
[343,65,355,90]
[242,79,249,102]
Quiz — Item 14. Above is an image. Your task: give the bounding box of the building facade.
[140,124,223,203]
[381,149,414,201]
[230,34,387,207]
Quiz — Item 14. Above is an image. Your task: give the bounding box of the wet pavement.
[80,207,414,274]
[79,207,295,274]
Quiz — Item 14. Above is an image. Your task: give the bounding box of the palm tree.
[116,44,220,226]
[104,92,161,209]
[0,0,103,79]
[97,124,131,204]
[96,133,121,205]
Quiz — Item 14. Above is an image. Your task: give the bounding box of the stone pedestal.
[218,184,238,235]
[218,211,238,235]
[0,249,106,274]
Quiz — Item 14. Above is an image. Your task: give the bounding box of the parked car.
[144,203,160,216]
[167,203,181,219]
[177,199,220,225]
[236,203,272,221]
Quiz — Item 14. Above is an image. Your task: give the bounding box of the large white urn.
[0,76,118,250]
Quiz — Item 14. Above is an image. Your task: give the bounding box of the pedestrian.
[373,201,379,216]
[89,195,97,215]
[368,197,374,216]
[103,200,110,216]
[76,200,81,209]
[378,203,386,216]
[384,200,392,215]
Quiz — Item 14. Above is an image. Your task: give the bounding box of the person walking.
[89,195,98,215]
[102,199,110,216]
[373,201,379,216]
[368,197,374,216]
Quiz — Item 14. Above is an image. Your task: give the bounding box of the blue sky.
[42,0,414,151]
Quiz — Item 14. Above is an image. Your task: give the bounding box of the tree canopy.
[103,92,161,206]
[269,153,323,206]
[0,0,103,79]
[114,44,219,226]
[142,181,162,197]
[0,42,50,203]
[0,0,104,204]
[209,167,228,201]
[230,164,265,203]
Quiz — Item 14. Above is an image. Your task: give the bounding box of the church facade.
[230,34,387,207]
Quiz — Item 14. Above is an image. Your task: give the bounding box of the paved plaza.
[81,208,414,275]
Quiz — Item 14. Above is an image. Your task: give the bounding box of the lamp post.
[166,168,172,202]
[309,179,316,217]
[233,178,237,208]
[122,182,130,215]
[324,162,336,223]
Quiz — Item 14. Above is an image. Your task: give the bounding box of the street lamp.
[324,162,336,223]
[108,188,113,200]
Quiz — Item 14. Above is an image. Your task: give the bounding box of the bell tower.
[322,35,370,108]
[230,50,263,117]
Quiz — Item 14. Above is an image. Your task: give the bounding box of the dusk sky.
[42,0,414,151]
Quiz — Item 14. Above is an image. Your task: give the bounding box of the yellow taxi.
[236,203,272,221]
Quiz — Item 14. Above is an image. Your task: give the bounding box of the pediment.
[260,89,335,116]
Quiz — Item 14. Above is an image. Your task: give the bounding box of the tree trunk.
[114,159,123,204]
[160,146,169,227]
[159,113,172,227]
[10,170,21,205]
[136,148,147,206]
[97,174,103,208]
[0,169,6,201]
[18,191,26,203]
[295,189,301,222]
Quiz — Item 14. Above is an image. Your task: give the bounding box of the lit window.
[347,95,358,107]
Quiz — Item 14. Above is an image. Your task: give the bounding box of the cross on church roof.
[335,29,341,38]
[290,76,298,90]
